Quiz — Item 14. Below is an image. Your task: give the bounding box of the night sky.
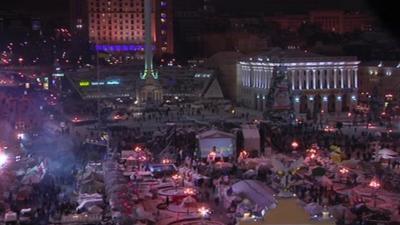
[0,0,397,36]
[0,0,375,13]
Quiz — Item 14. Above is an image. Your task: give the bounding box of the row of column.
[241,67,273,89]
[293,94,357,114]
[289,68,358,90]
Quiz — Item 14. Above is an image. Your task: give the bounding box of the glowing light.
[91,81,104,86]
[138,156,147,161]
[339,167,349,175]
[184,187,195,195]
[72,117,80,123]
[172,174,182,181]
[198,207,210,218]
[208,151,217,162]
[79,81,90,87]
[239,150,249,160]
[0,153,8,167]
[369,178,380,189]
[291,141,299,149]
[17,133,24,140]
[106,80,120,85]
[162,159,171,164]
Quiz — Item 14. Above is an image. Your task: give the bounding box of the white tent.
[304,202,323,216]
[377,148,398,159]
[87,205,103,214]
[180,196,197,208]
[135,205,155,222]
[196,129,236,158]
[231,180,276,211]
[241,125,260,153]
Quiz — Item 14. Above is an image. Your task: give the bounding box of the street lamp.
[339,167,349,175]
[207,151,217,164]
[339,167,349,183]
[134,146,142,152]
[307,147,317,160]
[198,206,210,224]
[238,150,249,162]
[184,187,195,196]
[291,141,299,150]
[162,158,171,164]
[172,174,182,190]
[369,178,380,208]
[17,133,24,140]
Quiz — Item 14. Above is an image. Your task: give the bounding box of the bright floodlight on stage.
[17,133,25,140]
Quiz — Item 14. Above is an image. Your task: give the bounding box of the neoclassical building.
[236,48,360,117]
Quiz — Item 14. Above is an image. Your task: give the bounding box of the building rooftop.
[360,61,400,68]
[240,48,358,63]
[65,65,219,99]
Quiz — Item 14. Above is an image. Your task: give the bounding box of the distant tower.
[139,0,163,104]
[141,0,157,80]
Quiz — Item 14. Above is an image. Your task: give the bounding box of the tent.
[135,205,155,222]
[180,196,197,208]
[312,167,326,177]
[232,180,276,211]
[79,180,104,194]
[87,205,103,214]
[201,78,224,99]
[239,198,335,225]
[317,176,333,187]
[21,162,46,184]
[377,148,398,159]
[340,159,360,169]
[241,125,260,154]
[305,202,323,216]
[196,129,236,158]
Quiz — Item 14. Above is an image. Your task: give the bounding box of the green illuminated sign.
[79,81,90,87]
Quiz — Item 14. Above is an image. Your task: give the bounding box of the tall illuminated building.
[87,0,173,57]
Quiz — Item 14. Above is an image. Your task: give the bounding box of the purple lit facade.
[95,44,145,52]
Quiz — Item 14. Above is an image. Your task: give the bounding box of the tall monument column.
[139,0,163,104]
[141,0,157,80]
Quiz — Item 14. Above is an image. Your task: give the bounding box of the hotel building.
[87,0,173,56]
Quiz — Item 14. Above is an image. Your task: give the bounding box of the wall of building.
[87,0,173,56]
[236,56,360,117]
[265,10,375,34]
[358,63,400,100]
